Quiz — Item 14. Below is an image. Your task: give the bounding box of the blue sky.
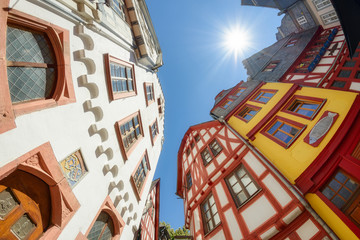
[148,1,282,230]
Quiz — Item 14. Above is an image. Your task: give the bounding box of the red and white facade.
[176,121,331,240]
[281,25,360,92]
[137,179,160,240]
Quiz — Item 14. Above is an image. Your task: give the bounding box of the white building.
[0,0,164,239]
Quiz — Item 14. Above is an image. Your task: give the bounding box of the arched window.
[6,25,57,103]
[0,6,75,134]
[88,211,115,240]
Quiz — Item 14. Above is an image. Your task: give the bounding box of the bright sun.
[222,26,252,60]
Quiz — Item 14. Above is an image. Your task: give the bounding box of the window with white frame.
[296,16,307,25]
[312,0,331,11]
[321,10,338,25]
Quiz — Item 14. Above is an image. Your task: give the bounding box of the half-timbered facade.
[211,80,360,239]
[136,179,160,240]
[0,0,164,239]
[176,121,332,240]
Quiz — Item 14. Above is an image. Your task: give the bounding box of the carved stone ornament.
[24,154,40,167]
[304,111,339,147]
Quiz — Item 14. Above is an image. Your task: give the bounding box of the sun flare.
[222,26,253,61]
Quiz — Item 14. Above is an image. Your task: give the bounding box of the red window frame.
[235,104,261,123]
[250,89,277,104]
[131,151,151,200]
[232,87,246,97]
[320,169,360,228]
[104,54,136,101]
[149,118,159,146]
[0,8,75,134]
[115,111,143,160]
[263,61,280,72]
[144,82,155,106]
[281,95,326,120]
[220,99,233,109]
[261,116,306,148]
[286,39,298,47]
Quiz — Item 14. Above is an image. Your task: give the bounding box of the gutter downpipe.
[218,118,339,240]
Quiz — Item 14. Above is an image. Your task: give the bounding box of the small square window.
[149,119,159,145]
[221,99,233,109]
[252,90,276,104]
[331,81,346,88]
[321,170,360,227]
[209,139,222,157]
[186,171,192,190]
[286,97,324,119]
[144,83,155,106]
[312,0,331,10]
[195,134,201,142]
[297,16,307,25]
[262,117,305,148]
[190,141,195,149]
[225,165,260,208]
[201,148,212,165]
[343,61,356,67]
[186,148,190,156]
[337,70,352,78]
[237,105,260,122]
[355,71,360,79]
[263,61,280,72]
[286,39,298,47]
[105,54,136,101]
[233,88,245,97]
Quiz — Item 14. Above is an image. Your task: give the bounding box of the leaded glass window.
[225,166,260,208]
[201,194,220,234]
[134,155,150,193]
[120,114,142,151]
[110,62,133,93]
[88,211,114,240]
[150,121,158,140]
[146,85,154,101]
[6,25,56,103]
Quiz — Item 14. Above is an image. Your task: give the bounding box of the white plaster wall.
[214,183,228,208]
[224,209,243,240]
[2,1,165,240]
[241,195,277,232]
[262,174,292,208]
[209,230,226,240]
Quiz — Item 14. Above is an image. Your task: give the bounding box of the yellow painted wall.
[306,193,359,240]
[228,82,358,183]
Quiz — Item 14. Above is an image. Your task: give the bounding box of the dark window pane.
[331,81,346,88]
[329,180,341,191]
[337,70,351,78]
[339,188,352,200]
[274,131,292,144]
[344,61,356,67]
[332,195,346,209]
[345,179,358,191]
[335,172,347,183]
[322,187,335,199]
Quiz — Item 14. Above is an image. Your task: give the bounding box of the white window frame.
[312,0,331,11]
[321,10,339,25]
